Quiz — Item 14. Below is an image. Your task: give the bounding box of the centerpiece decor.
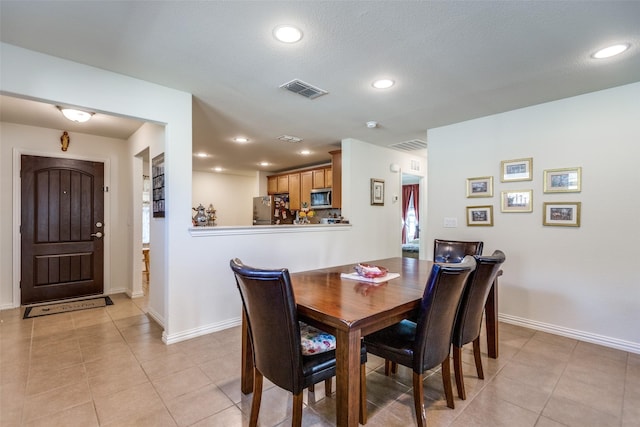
[299,202,315,224]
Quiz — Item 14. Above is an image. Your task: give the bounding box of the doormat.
[23,296,113,319]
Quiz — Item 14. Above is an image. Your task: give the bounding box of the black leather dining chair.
[363,256,476,427]
[230,258,367,427]
[433,239,483,263]
[451,250,506,400]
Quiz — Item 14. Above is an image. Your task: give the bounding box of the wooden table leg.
[485,275,500,359]
[335,328,361,427]
[241,310,254,394]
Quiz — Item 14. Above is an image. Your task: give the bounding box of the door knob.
[90,231,103,238]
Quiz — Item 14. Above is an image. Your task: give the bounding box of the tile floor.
[1,292,638,426]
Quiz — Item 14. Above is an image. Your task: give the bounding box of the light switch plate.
[443,217,458,228]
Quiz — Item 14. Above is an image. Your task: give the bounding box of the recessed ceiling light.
[592,43,630,59]
[213,167,223,172]
[195,152,209,158]
[300,150,311,155]
[233,136,249,143]
[259,161,270,167]
[273,25,303,43]
[372,79,395,89]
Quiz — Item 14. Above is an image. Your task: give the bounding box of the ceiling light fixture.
[259,161,270,167]
[300,150,311,155]
[57,106,94,123]
[366,121,378,129]
[592,43,630,59]
[213,167,223,172]
[273,25,303,43]
[233,136,249,143]
[372,79,395,89]
[195,152,209,158]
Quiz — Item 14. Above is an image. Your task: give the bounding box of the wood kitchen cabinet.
[268,175,290,195]
[267,176,278,195]
[288,173,300,210]
[300,171,313,208]
[312,169,326,189]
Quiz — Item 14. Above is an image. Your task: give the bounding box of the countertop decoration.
[298,202,315,224]
[206,204,217,226]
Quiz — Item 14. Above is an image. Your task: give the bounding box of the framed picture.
[466,205,493,226]
[543,202,581,227]
[501,190,533,212]
[501,157,533,182]
[370,178,384,206]
[544,167,582,193]
[466,176,493,198]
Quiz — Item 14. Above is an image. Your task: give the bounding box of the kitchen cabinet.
[325,168,332,188]
[312,169,326,189]
[268,175,290,195]
[267,176,278,195]
[300,171,312,208]
[277,175,289,193]
[288,173,301,210]
[330,150,342,208]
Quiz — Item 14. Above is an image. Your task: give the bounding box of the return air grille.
[280,79,328,99]
[389,139,428,152]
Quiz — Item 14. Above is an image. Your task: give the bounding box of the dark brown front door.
[21,155,105,305]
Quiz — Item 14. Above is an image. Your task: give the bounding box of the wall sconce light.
[57,106,94,123]
[60,131,70,151]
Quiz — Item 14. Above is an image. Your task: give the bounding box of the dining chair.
[363,256,476,427]
[451,250,506,400]
[433,239,483,263]
[229,258,367,427]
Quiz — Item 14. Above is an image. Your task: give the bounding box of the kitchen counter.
[189,223,351,237]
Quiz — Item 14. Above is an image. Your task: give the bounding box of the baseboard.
[146,306,165,329]
[499,313,640,355]
[163,317,242,345]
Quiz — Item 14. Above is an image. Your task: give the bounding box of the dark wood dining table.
[240,257,500,427]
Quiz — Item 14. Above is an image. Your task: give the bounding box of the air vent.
[277,135,303,143]
[389,139,428,152]
[280,79,328,99]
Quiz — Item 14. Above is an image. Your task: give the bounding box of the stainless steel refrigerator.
[253,195,290,225]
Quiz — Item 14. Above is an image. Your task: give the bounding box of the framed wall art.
[466,176,493,198]
[501,157,533,182]
[370,178,385,206]
[501,190,533,212]
[466,205,493,226]
[543,202,581,227]
[543,167,582,193]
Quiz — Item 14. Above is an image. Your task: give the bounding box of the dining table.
[240,257,501,427]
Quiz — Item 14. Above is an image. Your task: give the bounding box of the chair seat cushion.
[300,322,336,355]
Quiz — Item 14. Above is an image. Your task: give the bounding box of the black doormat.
[23,296,114,319]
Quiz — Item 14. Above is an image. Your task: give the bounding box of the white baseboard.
[147,306,165,329]
[163,317,242,345]
[499,313,640,355]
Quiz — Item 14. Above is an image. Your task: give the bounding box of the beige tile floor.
[1,292,638,426]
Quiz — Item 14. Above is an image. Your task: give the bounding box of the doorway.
[401,174,421,259]
[20,155,105,304]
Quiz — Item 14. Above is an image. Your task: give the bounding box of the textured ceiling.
[1,1,639,175]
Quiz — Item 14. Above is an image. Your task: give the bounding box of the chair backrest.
[452,250,506,348]
[230,258,304,394]
[433,239,483,263]
[413,256,476,372]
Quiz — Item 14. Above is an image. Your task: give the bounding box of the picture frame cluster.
[465,158,582,227]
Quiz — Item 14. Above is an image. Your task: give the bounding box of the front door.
[21,155,105,305]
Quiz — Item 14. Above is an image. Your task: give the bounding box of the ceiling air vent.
[277,135,303,143]
[389,139,428,152]
[280,79,328,99]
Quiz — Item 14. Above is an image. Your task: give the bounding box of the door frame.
[12,148,112,307]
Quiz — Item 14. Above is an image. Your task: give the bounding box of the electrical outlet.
[443,217,458,228]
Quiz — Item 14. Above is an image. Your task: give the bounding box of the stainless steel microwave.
[310,188,332,209]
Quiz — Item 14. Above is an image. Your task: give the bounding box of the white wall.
[425,82,640,352]
[0,123,131,307]
[192,171,256,226]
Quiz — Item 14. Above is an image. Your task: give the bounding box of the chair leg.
[453,345,466,400]
[359,363,367,425]
[473,337,484,379]
[308,383,315,393]
[325,378,332,397]
[441,358,455,409]
[249,368,263,427]
[391,361,398,374]
[292,391,304,427]
[412,372,427,427]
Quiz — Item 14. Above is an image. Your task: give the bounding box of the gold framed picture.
[466,176,493,198]
[501,157,533,182]
[543,202,581,227]
[543,167,582,193]
[501,190,533,212]
[370,178,384,206]
[466,205,493,226]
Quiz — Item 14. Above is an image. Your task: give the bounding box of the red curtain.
[402,184,419,243]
